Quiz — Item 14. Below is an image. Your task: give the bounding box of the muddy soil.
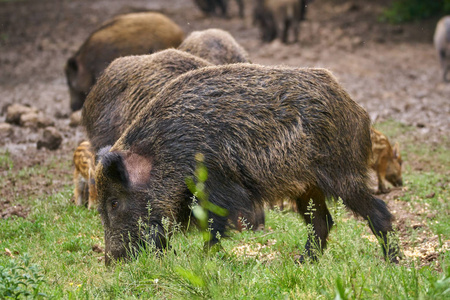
[0,0,448,266]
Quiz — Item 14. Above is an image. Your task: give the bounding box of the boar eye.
[111,200,118,210]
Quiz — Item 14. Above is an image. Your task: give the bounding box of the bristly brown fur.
[82,49,212,153]
[95,63,399,265]
[178,28,250,64]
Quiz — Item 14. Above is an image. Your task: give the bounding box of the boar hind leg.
[296,187,334,262]
[345,193,399,263]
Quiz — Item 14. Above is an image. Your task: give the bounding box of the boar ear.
[393,142,401,159]
[100,151,130,187]
[123,152,152,186]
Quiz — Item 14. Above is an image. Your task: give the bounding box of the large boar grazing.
[253,0,310,43]
[194,0,244,18]
[178,29,250,64]
[95,64,399,265]
[65,12,184,111]
[434,16,450,82]
[82,49,212,153]
[370,128,403,194]
[83,49,265,232]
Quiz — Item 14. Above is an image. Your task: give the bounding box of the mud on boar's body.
[82,49,212,153]
[65,12,184,111]
[178,28,250,64]
[434,16,450,82]
[95,63,399,265]
[370,128,402,194]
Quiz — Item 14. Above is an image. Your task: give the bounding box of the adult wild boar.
[83,49,265,232]
[65,12,184,111]
[95,64,399,265]
[194,0,244,18]
[253,0,311,43]
[178,28,250,64]
[434,16,450,82]
[82,49,212,153]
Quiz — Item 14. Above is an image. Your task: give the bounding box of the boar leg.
[73,169,88,206]
[296,187,334,262]
[282,19,291,44]
[204,179,253,250]
[345,193,399,263]
[376,156,390,194]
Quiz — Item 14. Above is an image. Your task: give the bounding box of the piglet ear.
[100,151,130,188]
[123,152,152,186]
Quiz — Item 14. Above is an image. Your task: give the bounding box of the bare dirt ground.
[0,0,448,266]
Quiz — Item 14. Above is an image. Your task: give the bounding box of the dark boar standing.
[95,64,399,265]
[65,12,184,111]
[194,0,244,18]
[434,16,450,82]
[82,49,212,153]
[253,0,311,43]
[82,49,265,231]
[178,28,250,64]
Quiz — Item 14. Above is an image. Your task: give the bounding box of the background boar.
[253,0,310,43]
[65,12,184,111]
[434,16,450,82]
[82,49,212,153]
[73,140,97,209]
[178,28,251,64]
[94,63,399,265]
[370,128,403,194]
[193,0,244,18]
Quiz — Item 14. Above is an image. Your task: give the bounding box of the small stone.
[5,104,38,125]
[20,112,54,128]
[69,110,82,127]
[37,127,63,150]
[0,122,13,138]
[425,192,435,199]
[20,112,39,127]
[92,244,104,253]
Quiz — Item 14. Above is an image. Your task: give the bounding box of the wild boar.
[370,128,403,194]
[94,63,399,265]
[73,140,97,209]
[82,49,212,153]
[434,16,450,82]
[65,12,184,111]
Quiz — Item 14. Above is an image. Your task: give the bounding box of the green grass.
[1,193,448,299]
[0,120,449,299]
[380,0,450,23]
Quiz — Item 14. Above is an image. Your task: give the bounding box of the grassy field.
[0,121,449,299]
